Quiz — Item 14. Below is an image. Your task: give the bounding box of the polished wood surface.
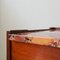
[12,41,60,60]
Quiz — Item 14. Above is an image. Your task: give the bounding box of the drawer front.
[11,41,60,60]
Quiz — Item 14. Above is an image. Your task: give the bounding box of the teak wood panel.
[12,41,60,60]
[7,32,60,60]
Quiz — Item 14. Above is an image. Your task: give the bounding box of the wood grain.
[12,41,60,60]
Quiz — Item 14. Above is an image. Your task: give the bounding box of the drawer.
[11,41,60,60]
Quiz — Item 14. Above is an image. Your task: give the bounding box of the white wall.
[0,0,60,60]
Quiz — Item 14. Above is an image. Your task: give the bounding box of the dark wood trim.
[7,31,12,60]
[10,41,12,60]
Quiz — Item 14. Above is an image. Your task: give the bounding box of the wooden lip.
[9,27,60,34]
